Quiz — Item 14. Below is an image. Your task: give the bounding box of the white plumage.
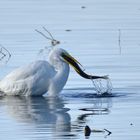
[0,48,69,96]
[0,47,107,96]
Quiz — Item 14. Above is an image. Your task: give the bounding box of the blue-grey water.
[0,0,140,139]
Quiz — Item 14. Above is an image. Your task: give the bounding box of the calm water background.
[0,0,140,139]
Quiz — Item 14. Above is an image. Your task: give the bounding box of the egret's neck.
[48,62,70,96]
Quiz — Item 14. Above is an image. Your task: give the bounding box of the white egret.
[0,47,108,96]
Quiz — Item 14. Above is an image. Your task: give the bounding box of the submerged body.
[0,48,107,96]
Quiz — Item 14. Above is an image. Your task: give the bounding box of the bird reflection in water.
[3,96,72,138]
[1,95,113,139]
[78,97,112,123]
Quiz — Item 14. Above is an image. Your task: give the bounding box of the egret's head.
[48,48,82,72]
[49,48,107,80]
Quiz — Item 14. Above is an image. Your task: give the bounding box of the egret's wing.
[0,60,55,95]
[4,60,54,80]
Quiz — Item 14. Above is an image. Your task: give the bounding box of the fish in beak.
[61,52,108,80]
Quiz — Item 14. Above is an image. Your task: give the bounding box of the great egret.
[0,47,108,96]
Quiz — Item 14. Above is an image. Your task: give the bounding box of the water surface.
[0,0,140,139]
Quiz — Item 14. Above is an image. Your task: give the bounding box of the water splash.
[91,77,113,95]
[37,46,53,60]
[36,27,60,60]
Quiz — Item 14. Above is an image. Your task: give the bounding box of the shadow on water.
[62,87,129,98]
